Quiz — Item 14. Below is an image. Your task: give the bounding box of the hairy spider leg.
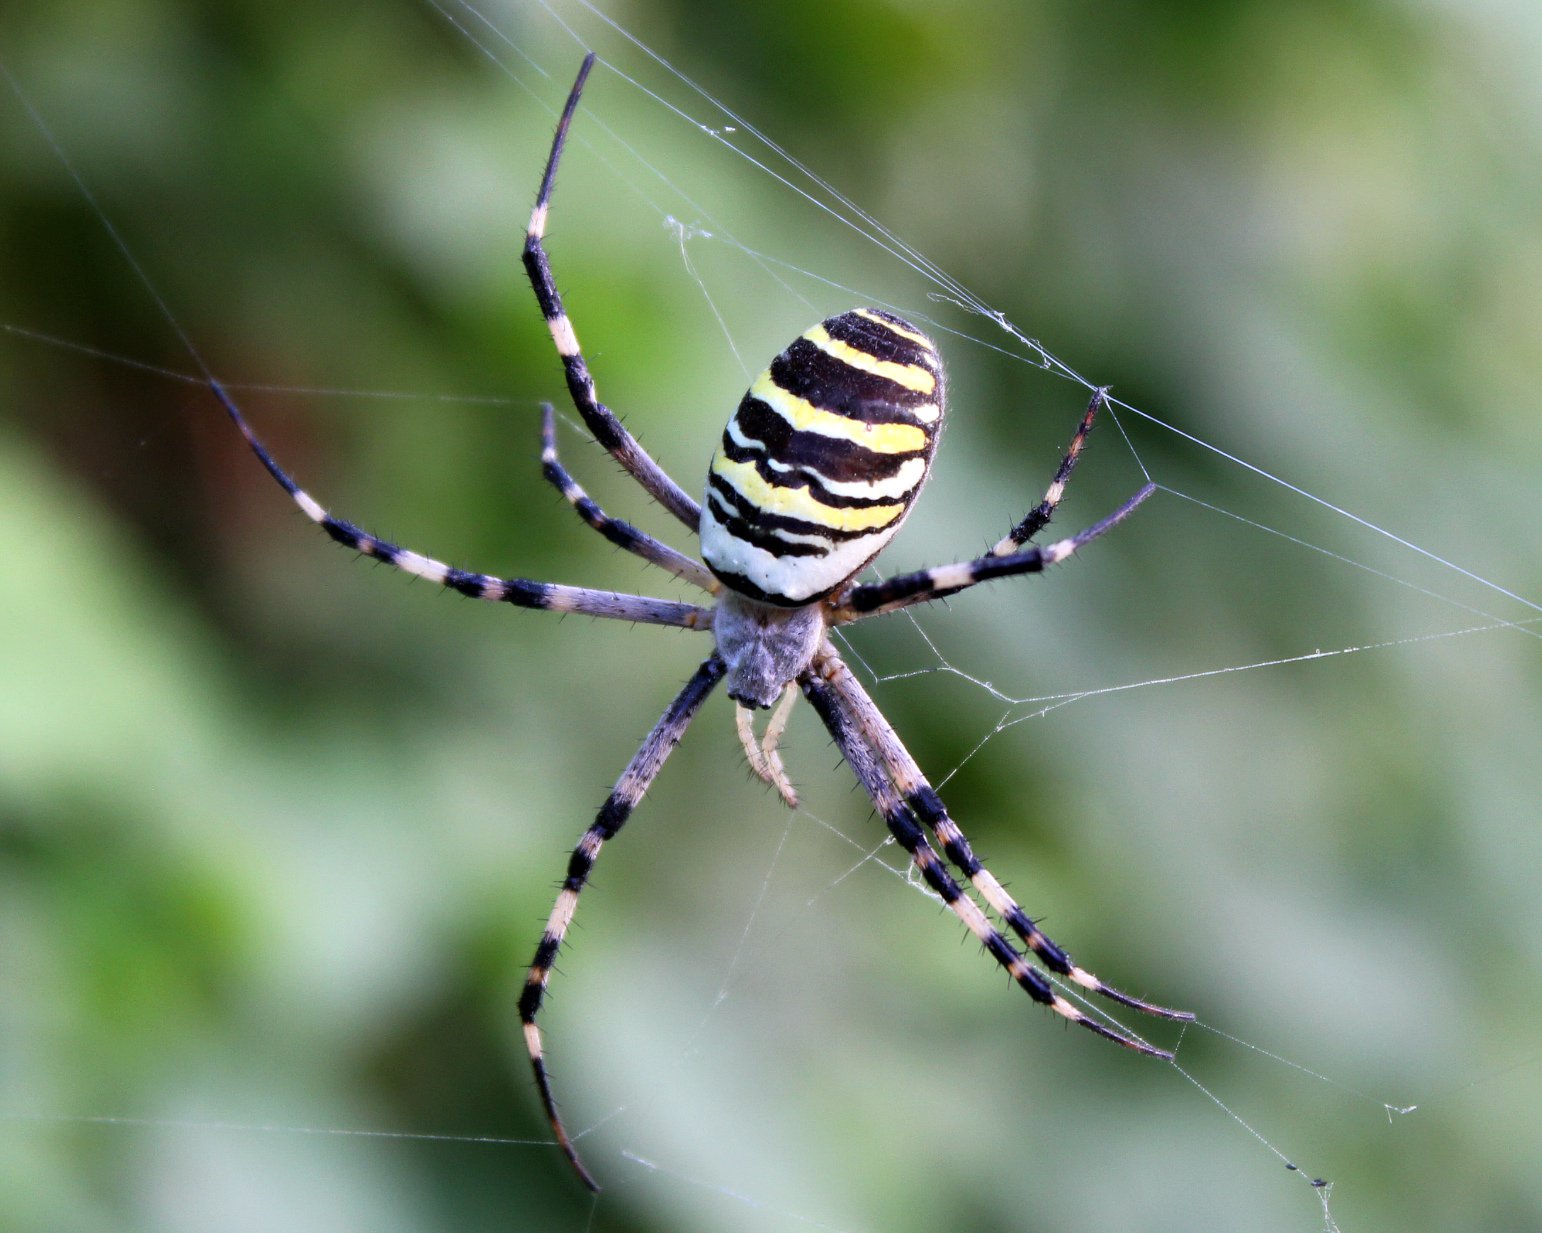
[523,52,701,531]
[994,386,1109,552]
[801,654,1175,1057]
[819,650,1191,1022]
[539,404,717,591]
[834,482,1156,621]
[519,656,727,1192]
[210,378,711,629]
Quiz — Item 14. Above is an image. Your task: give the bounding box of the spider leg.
[213,379,711,630]
[800,651,1174,1058]
[831,482,1155,622]
[524,54,702,532]
[993,387,1106,553]
[519,654,727,1192]
[539,404,717,592]
[819,651,1190,1022]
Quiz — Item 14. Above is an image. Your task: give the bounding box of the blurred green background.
[2,2,1539,1231]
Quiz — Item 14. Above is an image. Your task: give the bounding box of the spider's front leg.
[800,650,1182,1055]
[819,649,1191,1023]
[519,655,727,1192]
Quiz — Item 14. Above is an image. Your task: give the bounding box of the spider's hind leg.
[522,53,701,532]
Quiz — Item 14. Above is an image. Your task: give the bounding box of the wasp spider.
[212,54,1191,1190]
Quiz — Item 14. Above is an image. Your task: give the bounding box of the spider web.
[2,2,1540,1232]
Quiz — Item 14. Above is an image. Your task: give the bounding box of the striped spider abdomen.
[699,307,946,607]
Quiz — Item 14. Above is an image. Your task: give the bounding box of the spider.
[211,54,1191,1190]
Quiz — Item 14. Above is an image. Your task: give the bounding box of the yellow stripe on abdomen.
[851,308,937,351]
[750,373,928,454]
[805,325,937,394]
[710,455,905,533]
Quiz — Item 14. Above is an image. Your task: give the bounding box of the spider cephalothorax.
[212,53,1187,1193]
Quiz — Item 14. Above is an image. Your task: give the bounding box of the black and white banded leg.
[523,52,701,532]
[994,386,1107,552]
[539,404,718,592]
[800,652,1175,1057]
[212,380,712,630]
[519,655,727,1192]
[820,651,1190,1023]
[832,481,1156,622]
